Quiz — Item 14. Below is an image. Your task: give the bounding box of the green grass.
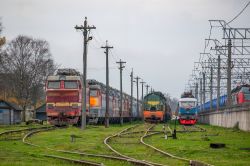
[146,123,250,166]
[0,123,51,133]
[0,122,249,166]
[0,123,140,166]
[110,123,188,165]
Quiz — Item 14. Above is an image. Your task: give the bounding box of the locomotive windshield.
[48,81,60,89]
[143,93,166,111]
[90,90,98,96]
[144,103,161,111]
[241,87,250,94]
[64,81,78,89]
[179,101,196,108]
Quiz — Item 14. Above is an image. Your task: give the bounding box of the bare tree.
[0,35,56,121]
[164,93,179,116]
[0,19,2,34]
[0,19,5,47]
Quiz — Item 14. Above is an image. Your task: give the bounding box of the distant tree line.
[0,20,56,121]
[164,93,178,115]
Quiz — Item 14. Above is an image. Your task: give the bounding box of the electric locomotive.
[143,92,171,122]
[199,84,250,112]
[46,71,142,125]
[178,92,198,125]
[46,69,82,125]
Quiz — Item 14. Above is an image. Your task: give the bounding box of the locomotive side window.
[48,81,60,89]
[64,81,78,89]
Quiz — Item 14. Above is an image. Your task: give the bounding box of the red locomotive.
[46,69,82,125]
[232,84,250,104]
[46,69,142,125]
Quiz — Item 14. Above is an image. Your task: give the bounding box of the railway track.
[44,154,103,166]
[22,125,161,166]
[140,124,190,163]
[107,123,212,166]
[22,126,107,166]
[104,124,161,166]
[140,124,212,166]
[20,123,210,166]
[181,125,206,133]
[0,125,53,141]
[1,126,100,165]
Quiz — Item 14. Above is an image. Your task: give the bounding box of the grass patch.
[1,122,249,166]
[146,123,250,166]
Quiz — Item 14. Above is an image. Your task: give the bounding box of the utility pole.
[116,59,126,125]
[227,39,232,106]
[217,55,221,110]
[202,72,206,111]
[101,40,113,128]
[130,68,133,123]
[199,78,203,111]
[195,83,198,100]
[140,80,146,120]
[140,80,146,100]
[146,85,150,95]
[210,67,213,110]
[75,17,96,130]
[134,76,140,118]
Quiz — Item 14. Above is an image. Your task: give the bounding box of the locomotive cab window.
[241,87,250,94]
[179,101,196,108]
[90,90,98,96]
[48,81,60,89]
[64,81,78,89]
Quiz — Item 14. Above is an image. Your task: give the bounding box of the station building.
[35,104,47,121]
[0,100,22,125]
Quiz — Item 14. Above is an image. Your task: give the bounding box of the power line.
[227,1,250,25]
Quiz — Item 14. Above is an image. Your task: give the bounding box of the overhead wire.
[226,1,250,25]
[89,27,153,92]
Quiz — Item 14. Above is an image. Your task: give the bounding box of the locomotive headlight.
[71,103,79,109]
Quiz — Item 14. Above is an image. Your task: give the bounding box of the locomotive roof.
[57,68,80,76]
[181,92,194,98]
[87,79,138,101]
[231,84,250,93]
[144,91,166,101]
[47,75,81,81]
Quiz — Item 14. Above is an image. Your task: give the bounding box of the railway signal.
[101,40,113,128]
[75,17,96,130]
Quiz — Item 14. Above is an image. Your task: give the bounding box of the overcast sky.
[0,0,249,98]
